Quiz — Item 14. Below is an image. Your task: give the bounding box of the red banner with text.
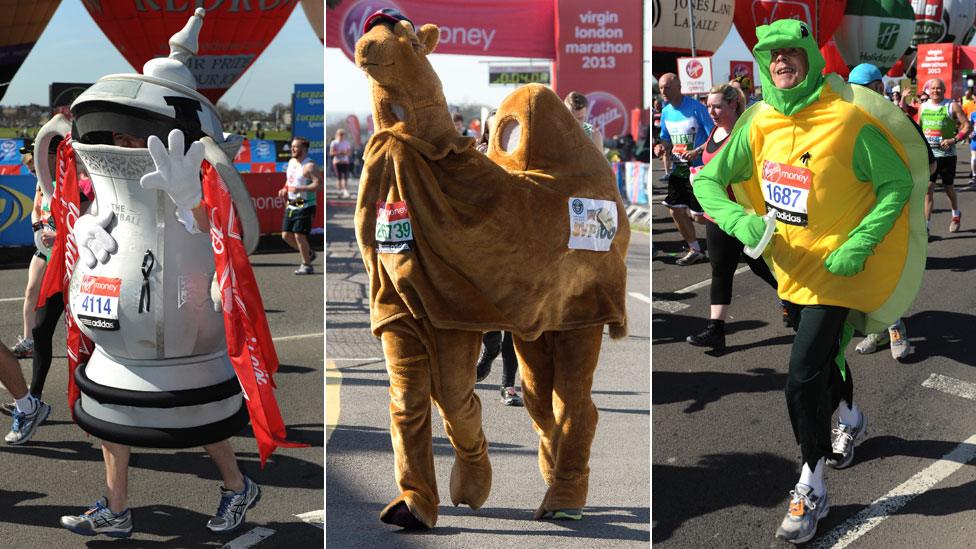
[243,173,324,235]
[553,0,644,140]
[326,0,554,61]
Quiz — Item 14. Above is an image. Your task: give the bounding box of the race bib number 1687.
[761,160,811,226]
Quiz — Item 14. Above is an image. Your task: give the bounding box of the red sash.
[202,162,306,465]
[37,137,91,416]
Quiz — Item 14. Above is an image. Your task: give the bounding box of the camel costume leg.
[378,317,489,529]
[515,325,604,516]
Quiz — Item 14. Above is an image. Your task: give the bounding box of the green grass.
[0,127,38,139]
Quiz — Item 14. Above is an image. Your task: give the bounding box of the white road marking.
[651,266,750,312]
[326,360,341,442]
[812,432,976,549]
[271,332,323,343]
[921,373,976,400]
[628,292,652,304]
[813,374,976,547]
[0,296,23,303]
[295,509,324,529]
[221,527,276,549]
[652,300,690,313]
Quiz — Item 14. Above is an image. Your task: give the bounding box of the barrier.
[611,161,649,205]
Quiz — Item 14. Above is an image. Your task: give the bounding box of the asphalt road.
[651,151,976,547]
[0,248,324,546]
[325,177,651,548]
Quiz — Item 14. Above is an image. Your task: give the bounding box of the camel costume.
[354,10,628,529]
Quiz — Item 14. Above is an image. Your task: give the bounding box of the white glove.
[73,206,117,268]
[141,129,205,210]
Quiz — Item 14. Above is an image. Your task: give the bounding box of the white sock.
[14,394,36,415]
[688,241,701,252]
[798,458,825,496]
[837,400,861,426]
[953,209,962,217]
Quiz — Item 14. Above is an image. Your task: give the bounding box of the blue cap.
[848,63,883,86]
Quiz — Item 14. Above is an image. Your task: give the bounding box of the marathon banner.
[729,60,755,89]
[0,175,37,246]
[553,0,644,139]
[293,83,325,166]
[917,43,960,98]
[326,0,555,61]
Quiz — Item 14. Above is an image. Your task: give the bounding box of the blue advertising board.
[0,175,38,246]
[292,83,324,166]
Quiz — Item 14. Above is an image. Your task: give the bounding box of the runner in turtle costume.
[693,19,928,544]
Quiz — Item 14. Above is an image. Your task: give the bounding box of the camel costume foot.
[380,493,434,529]
[449,452,492,509]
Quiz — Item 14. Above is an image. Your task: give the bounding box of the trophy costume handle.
[200,136,260,255]
[34,114,71,202]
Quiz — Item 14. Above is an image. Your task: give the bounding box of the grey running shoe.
[4,400,50,445]
[775,484,829,544]
[60,497,133,538]
[888,321,910,360]
[827,411,867,470]
[294,263,314,275]
[207,475,261,533]
[950,214,961,233]
[11,336,33,358]
[855,331,888,354]
[501,387,523,407]
[675,249,706,266]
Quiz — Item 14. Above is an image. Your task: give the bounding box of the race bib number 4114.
[568,197,617,251]
[74,275,121,331]
[761,160,811,226]
[376,200,413,254]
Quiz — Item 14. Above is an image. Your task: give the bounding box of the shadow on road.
[897,310,976,366]
[652,452,797,543]
[652,368,788,413]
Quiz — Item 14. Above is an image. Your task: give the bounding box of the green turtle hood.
[753,19,826,116]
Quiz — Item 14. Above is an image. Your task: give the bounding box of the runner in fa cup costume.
[33,12,299,531]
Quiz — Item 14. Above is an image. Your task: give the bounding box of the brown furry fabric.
[356,58,629,340]
[354,18,629,527]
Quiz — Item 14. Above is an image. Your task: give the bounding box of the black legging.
[482,331,518,387]
[785,304,854,469]
[706,219,777,304]
[30,292,64,399]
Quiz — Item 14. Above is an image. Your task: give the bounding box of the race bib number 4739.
[74,275,121,331]
[761,160,812,226]
[376,200,413,254]
[568,197,617,251]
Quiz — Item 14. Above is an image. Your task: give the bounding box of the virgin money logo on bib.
[761,160,812,226]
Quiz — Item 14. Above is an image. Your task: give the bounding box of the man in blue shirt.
[656,72,714,265]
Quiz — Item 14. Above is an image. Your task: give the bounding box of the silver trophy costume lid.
[70,8,226,148]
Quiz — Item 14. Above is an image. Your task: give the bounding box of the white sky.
[3,2,323,110]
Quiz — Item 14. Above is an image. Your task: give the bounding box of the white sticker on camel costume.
[376,200,413,253]
[568,197,617,251]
